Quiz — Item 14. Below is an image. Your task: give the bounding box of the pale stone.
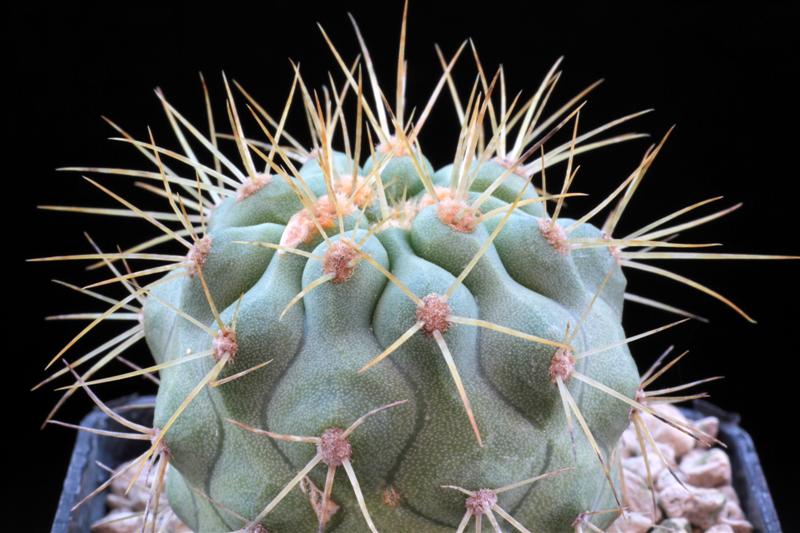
[680,448,732,487]
[655,465,687,492]
[621,426,640,457]
[91,509,141,533]
[719,485,740,505]
[623,453,666,482]
[642,403,696,457]
[718,500,753,533]
[607,511,653,533]
[622,468,662,521]
[706,525,734,533]
[693,416,720,445]
[658,516,692,532]
[658,485,727,529]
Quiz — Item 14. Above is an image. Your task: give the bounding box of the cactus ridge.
[31,3,800,533]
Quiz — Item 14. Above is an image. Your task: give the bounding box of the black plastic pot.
[51,397,782,532]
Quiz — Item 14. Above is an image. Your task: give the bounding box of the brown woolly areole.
[382,486,401,508]
[383,187,454,230]
[549,347,575,383]
[383,200,420,229]
[416,293,452,335]
[538,218,571,255]
[437,198,479,233]
[494,156,529,178]
[280,193,355,250]
[335,174,374,207]
[213,328,238,362]
[421,186,455,207]
[245,524,269,533]
[186,236,212,277]
[323,241,359,284]
[317,427,352,466]
[465,489,498,516]
[376,134,411,156]
[236,173,271,201]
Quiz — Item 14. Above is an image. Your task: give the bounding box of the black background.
[7,2,799,530]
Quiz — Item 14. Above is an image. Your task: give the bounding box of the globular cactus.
[146,138,640,533]
[34,5,798,533]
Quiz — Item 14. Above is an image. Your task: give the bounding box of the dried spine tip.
[437,198,479,233]
[323,241,358,284]
[465,489,498,516]
[416,294,452,335]
[538,218,570,255]
[300,477,340,524]
[549,347,575,383]
[236,173,271,201]
[213,328,238,361]
[317,427,352,466]
[186,236,212,277]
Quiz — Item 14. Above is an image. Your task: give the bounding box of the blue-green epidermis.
[143,152,638,532]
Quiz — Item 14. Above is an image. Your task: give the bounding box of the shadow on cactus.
[31,3,798,532]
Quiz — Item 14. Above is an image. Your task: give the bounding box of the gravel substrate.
[608,403,752,533]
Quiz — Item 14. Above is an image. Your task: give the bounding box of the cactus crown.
[32,3,798,532]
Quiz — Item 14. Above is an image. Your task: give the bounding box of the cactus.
[32,4,798,533]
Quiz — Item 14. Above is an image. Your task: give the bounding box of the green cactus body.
[37,8,797,533]
[144,152,639,532]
